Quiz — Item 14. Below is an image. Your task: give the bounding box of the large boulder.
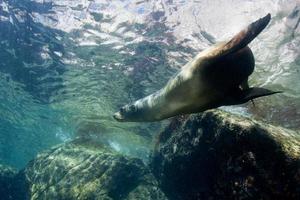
[21,141,167,200]
[151,110,300,200]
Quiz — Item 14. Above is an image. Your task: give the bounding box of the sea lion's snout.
[113,106,126,121]
[113,111,125,122]
[113,105,130,122]
[114,104,140,122]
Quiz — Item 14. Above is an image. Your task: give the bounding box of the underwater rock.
[21,142,167,200]
[0,164,17,200]
[151,110,300,200]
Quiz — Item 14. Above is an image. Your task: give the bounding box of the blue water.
[0,0,299,169]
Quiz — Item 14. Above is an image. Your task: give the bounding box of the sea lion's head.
[113,103,140,122]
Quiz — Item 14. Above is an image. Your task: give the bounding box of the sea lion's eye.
[129,105,136,112]
[120,107,125,113]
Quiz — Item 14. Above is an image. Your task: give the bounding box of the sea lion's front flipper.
[205,14,271,60]
[239,79,250,90]
[223,87,281,106]
[239,87,282,103]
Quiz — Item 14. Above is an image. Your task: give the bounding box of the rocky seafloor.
[1,110,299,200]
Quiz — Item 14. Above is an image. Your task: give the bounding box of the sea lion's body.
[114,14,280,122]
[115,46,254,122]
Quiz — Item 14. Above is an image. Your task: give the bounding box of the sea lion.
[113,13,281,122]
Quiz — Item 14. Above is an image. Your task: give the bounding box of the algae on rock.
[152,110,300,200]
[21,142,167,200]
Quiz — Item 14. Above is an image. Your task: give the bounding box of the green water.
[0,0,299,169]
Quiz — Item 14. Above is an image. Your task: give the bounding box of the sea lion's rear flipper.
[205,14,271,60]
[239,87,282,103]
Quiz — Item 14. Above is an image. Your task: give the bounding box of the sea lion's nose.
[113,112,123,121]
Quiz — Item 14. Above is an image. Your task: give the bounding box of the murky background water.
[0,0,299,169]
